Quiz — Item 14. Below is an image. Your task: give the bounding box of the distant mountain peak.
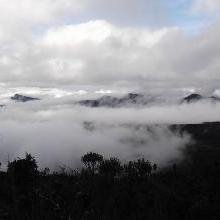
[181,93,220,104]
[11,94,40,102]
[126,93,143,99]
[182,93,203,103]
[77,93,147,108]
[210,96,220,101]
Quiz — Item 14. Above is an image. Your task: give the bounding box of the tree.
[99,157,122,176]
[124,158,153,179]
[8,153,38,187]
[7,153,38,219]
[81,152,103,173]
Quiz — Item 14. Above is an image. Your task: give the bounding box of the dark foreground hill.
[0,122,220,219]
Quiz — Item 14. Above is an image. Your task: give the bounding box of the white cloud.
[41,20,167,47]
[1,0,220,170]
[0,19,219,90]
[0,97,193,168]
[0,1,220,91]
[192,0,220,13]
[1,94,220,169]
[0,0,83,25]
[0,0,170,36]
[1,85,220,169]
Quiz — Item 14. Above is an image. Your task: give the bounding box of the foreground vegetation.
[0,145,220,220]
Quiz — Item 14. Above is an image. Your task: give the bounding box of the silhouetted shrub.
[7,153,38,187]
[81,152,103,173]
[0,149,218,219]
[99,157,122,176]
[124,158,153,179]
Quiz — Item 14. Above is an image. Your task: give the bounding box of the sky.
[1,1,220,168]
[0,0,220,92]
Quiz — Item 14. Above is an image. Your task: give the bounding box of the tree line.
[0,148,219,220]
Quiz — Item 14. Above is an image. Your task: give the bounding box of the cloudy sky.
[0,0,219,91]
[1,1,220,168]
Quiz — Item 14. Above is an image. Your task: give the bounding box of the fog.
[1,91,220,170]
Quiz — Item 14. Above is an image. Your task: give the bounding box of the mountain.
[181,94,203,103]
[181,93,220,104]
[11,94,40,102]
[210,96,220,102]
[77,92,220,108]
[77,93,149,107]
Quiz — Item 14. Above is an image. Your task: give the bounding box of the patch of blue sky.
[166,0,219,34]
[32,0,220,37]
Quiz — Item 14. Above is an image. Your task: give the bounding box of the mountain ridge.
[11,94,40,102]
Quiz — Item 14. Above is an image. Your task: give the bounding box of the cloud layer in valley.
[1,93,220,169]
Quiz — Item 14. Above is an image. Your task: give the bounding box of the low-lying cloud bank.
[1,94,220,169]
